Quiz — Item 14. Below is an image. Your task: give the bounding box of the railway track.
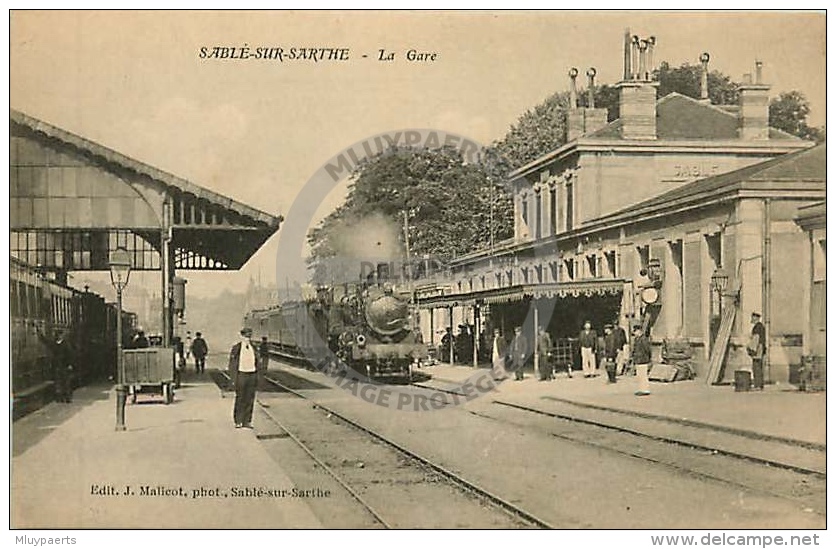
[404,378,826,516]
[491,399,826,477]
[257,372,555,529]
[412,377,825,474]
[218,366,824,526]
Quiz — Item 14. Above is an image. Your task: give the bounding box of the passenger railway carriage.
[11,257,136,417]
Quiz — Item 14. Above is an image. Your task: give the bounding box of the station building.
[415,37,824,383]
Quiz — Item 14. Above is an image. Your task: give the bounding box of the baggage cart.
[122,347,176,404]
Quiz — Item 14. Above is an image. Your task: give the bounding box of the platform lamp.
[109,247,132,431]
[710,267,730,320]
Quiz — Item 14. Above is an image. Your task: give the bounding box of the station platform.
[421,362,827,448]
[11,357,323,529]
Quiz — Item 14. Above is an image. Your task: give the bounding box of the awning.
[526,280,628,299]
[417,279,627,308]
[10,109,282,271]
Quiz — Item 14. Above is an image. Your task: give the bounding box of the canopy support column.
[161,200,174,347]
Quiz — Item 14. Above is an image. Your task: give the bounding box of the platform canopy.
[10,109,282,271]
[415,279,626,308]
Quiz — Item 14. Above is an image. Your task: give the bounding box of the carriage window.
[11,281,19,317]
[36,287,45,319]
[19,282,28,318]
[28,285,38,319]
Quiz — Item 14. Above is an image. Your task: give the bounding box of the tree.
[495,62,745,169]
[769,91,825,142]
[493,91,570,169]
[653,61,739,105]
[306,146,514,282]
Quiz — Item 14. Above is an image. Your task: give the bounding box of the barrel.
[734,369,752,392]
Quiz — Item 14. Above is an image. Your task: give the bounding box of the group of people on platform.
[438,323,485,364]
[485,320,653,396]
[170,330,209,374]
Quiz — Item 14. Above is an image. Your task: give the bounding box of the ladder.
[705,305,737,385]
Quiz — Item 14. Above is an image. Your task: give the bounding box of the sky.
[9,10,827,303]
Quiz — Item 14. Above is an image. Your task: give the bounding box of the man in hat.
[602,324,620,384]
[537,325,554,381]
[43,328,74,402]
[191,331,208,374]
[579,320,598,378]
[491,328,509,381]
[509,326,528,381]
[632,325,652,396]
[228,327,263,429]
[748,312,766,390]
[613,319,629,376]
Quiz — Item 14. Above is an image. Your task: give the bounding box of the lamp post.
[710,267,730,320]
[110,247,132,431]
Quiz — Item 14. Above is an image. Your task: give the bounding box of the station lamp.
[109,247,132,431]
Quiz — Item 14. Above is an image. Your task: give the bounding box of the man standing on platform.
[748,312,766,390]
[579,321,598,378]
[228,327,262,429]
[602,324,619,383]
[184,331,193,360]
[612,321,628,376]
[491,328,508,381]
[632,325,652,396]
[537,325,554,381]
[191,331,208,374]
[44,328,74,403]
[510,326,528,381]
[258,336,270,372]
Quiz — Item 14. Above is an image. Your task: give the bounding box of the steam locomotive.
[244,274,426,381]
[11,256,137,418]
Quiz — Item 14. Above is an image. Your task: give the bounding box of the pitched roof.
[509,92,805,179]
[587,92,801,141]
[794,200,826,230]
[585,143,825,228]
[10,108,282,228]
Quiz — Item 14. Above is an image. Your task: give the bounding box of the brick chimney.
[584,68,609,134]
[617,32,659,140]
[738,60,770,140]
[566,68,584,141]
[566,67,609,141]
